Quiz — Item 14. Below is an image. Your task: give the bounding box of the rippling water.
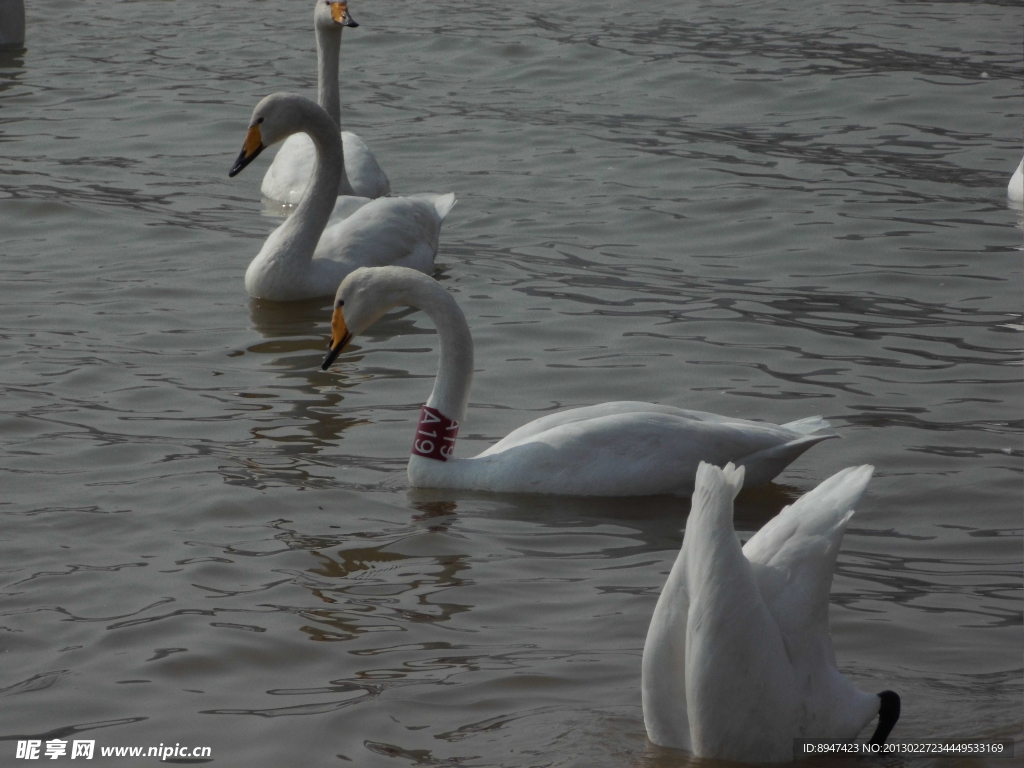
[1,0,1021,765]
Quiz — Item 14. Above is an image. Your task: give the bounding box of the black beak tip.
[229,145,264,178]
[322,348,341,371]
[867,690,901,746]
[348,20,359,28]
[321,333,352,370]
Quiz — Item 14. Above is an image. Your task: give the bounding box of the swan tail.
[404,192,456,222]
[432,192,457,221]
[686,462,745,548]
[684,463,751,624]
[736,429,838,488]
[781,415,837,437]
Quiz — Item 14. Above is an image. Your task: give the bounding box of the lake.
[0,0,1020,765]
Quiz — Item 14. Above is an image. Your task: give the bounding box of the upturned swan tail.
[685,463,748,588]
[691,462,745,526]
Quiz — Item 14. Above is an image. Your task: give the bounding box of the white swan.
[261,0,390,203]
[229,94,455,301]
[642,462,900,761]
[320,267,840,495]
[1008,157,1023,203]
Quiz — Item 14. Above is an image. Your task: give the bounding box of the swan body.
[414,405,836,496]
[642,462,900,761]
[264,131,390,204]
[321,267,839,496]
[229,94,455,301]
[261,0,390,203]
[1009,157,1023,203]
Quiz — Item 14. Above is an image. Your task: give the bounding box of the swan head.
[322,267,429,370]
[315,0,358,30]
[229,93,319,177]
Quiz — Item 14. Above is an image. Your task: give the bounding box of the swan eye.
[336,300,344,308]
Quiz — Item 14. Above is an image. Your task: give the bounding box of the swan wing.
[341,131,391,199]
[642,527,692,750]
[743,465,873,637]
[462,404,833,494]
[482,402,802,453]
[261,131,391,205]
[681,463,797,760]
[743,465,880,738]
[484,403,834,455]
[328,194,374,223]
[459,410,820,496]
[313,194,455,274]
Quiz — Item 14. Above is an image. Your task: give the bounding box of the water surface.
[0,0,1021,765]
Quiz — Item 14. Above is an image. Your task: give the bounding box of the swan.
[320,266,840,495]
[261,1,389,204]
[0,0,25,48]
[228,94,455,301]
[1009,157,1023,203]
[642,461,900,761]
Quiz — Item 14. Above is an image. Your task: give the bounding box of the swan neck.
[316,25,342,128]
[315,23,354,194]
[275,104,343,263]
[417,284,474,425]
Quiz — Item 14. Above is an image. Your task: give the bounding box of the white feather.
[261,0,390,203]
[235,96,455,302]
[642,462,883,761]
[1008,157,1023,203]
[327,268,837,496]
[263,131,390,204]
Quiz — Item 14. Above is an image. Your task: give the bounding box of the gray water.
[0,0,1021,765]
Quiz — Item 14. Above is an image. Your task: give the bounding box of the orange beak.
[229,124,265,177]
[322,306,353,370]
[330,2,358,27]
